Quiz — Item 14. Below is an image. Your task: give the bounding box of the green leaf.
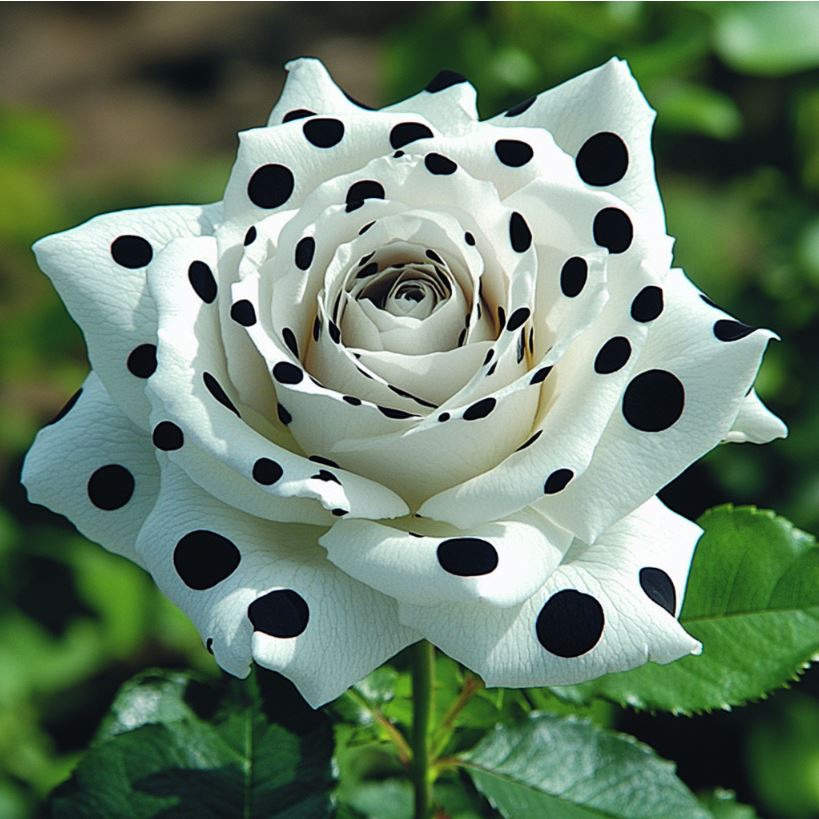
[699,789,759,819]
[461,712,708,819]
[551,507,819,714]
[49,669,334,819]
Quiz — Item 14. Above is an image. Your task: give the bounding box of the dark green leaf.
[49,669,333,819]
[462,713,708,819]
[551,507,819,714]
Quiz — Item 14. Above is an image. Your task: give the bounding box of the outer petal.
[490,58,666,238]
[398,497,701,688]
[32,204,218,430]
[535,269,781,542]
[21,373,159,565]
[267,57,369,126]
[134,460,418,708]
[724,389,787,444]
[320,509,572,609]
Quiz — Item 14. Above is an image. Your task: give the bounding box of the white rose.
[23,59,785,707]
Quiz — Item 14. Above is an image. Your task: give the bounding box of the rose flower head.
[23,59,786,707]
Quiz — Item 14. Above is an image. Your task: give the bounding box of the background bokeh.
[1,3,817,817]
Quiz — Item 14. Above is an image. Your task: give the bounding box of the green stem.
[410,640,435,819]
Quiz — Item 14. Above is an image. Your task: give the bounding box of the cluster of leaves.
[47,507,819,818]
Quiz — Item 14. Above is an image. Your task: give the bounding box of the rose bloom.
[23,59,785,707]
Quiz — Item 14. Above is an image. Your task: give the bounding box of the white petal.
[398,497,701,688]
[534,269,780,541]
[320,508,571,609]
[267,58,369,126]
[135,460,417,707]
[145,236,409,522]
[384,69,478,131]
[489,58,666,238]
[32,204,218,430]
[21,372,158,565]
[724,389,788,444]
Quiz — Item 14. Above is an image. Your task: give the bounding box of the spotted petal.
[398,497,701,687]
[134,460,417,707]
[22,372,158,565]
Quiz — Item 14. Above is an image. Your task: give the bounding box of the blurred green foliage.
[1,3,817,818]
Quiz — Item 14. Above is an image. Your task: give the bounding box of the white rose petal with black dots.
[23,56,785,706]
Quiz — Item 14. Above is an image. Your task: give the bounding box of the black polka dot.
[544,468,574,494]
[463,397,496,421]
[303,117,345,148]
[622,369,685,432]
[576,132,629,186]
[343,395,362,406]
[282,328,299,358]
[378,405,416,420]
[639,567,676,615]
[530,366,552,385]
[424,153,457,175]
[359,221,375,235]
[393,150,405,158]
[252,457,283,485]
[110,235,153,268]
[243,226,257,246]
[700,293,719,309]
[277,403,292,425]
[248,164,294,209]
[509,212,532,252]
[483,348,494,366]
[202,372,239,417]
[282,108,314,123]
[437,537,498,576]
[356,261,378,279]
[560,257,588,297]
[346,180,385,212]
[486,362,498,377]
[152,421,183,451]
[359,251,375,266]
[312,317,321,342]
[230,299,257,327]
[312,469,341,485]
[127,344,157,378]
[309,455,340,468]
[437,412,451,422]
[714,320,755,342]
[173,530,241,590]
[272,362,303,385]
[516,430,542,451]
[47,388,82,426]
[505,96,535,117]
[328,321,341,344]
[464,231,476,246]
[332,508,349,517]
[506,307,531,332]
[425,69,466,92]
[390,122,434,149]
[536,589,604,657]
[494,139,534,167]
[593,208,633,254]
[249,589,309,637]
[188,261,217,304]
[205,637,214,654]
[594,337,631,374]
[87,464,135,510]
[631,286,663,322]
[295,236,315,271]
[426,248,443,264]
